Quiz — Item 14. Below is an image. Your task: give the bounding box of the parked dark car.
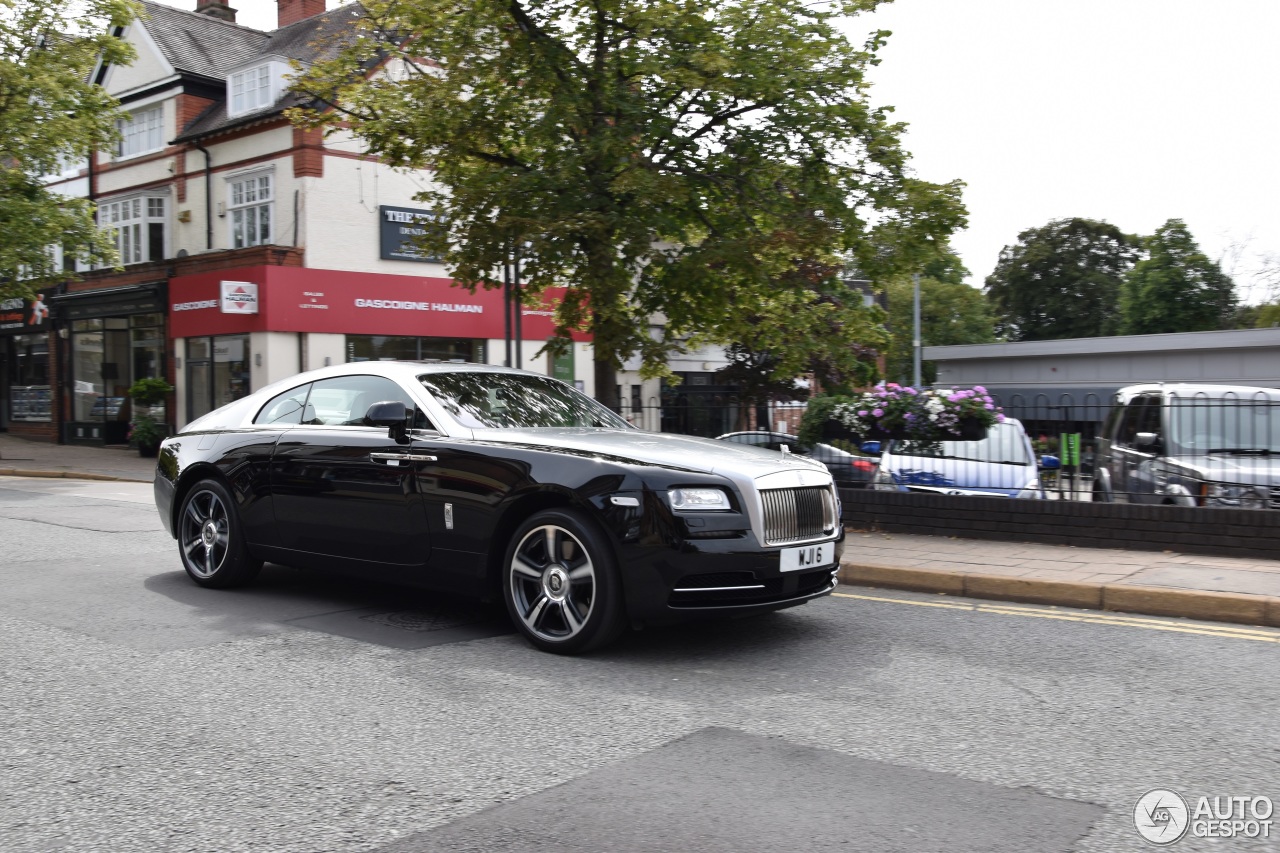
[153,363,843,654]
[1093,383,1280,508]
[716,431,877,488]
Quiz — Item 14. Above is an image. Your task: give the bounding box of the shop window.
[345,335,484,363]
[7,333,51,422]
[228,172,272,248]
[186,334,252,423]
[115,107,163,159]
[68,314,166,425]
[99,195,167,265]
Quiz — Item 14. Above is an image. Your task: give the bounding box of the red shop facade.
[167,267,590,428]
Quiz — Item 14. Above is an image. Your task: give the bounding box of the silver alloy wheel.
[508,523,596,642]
[180,488,230,579]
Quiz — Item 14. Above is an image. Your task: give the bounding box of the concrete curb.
[838,562,1280,629]
[0,468,148,484]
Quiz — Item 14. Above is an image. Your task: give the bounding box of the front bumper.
[617,532,844,628]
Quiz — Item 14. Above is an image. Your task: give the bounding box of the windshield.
[418,372,632,430]
[891,422,1030,465]
[1168,399,1280,453]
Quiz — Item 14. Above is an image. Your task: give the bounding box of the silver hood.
[469,427,828,479]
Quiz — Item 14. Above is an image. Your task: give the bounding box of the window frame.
[227,170,274,249]
[98,193,168,265]
[115,106,164,159]
[228,64,275,116]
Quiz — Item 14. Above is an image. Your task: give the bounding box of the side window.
[254,384,310,425]
[306,375,436,429]
[1135,396,1163,441]
[1116,396,1160,447]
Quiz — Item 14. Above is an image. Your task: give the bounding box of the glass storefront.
[185,334,251,422]
[57,285,168,443]
[4,334,52,424]
[71,313,165,422]
[346,335,484,363]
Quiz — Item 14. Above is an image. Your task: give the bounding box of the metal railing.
[621,387,1280,508]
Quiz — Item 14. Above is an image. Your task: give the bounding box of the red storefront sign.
[168,267,588,341]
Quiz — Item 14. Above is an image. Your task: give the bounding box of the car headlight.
[872,467,897,491]
[1204,483,1268,509]
[668,487,731,511]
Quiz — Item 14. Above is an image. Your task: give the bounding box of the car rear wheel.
[178,479,263,588]
[502,508,625,655]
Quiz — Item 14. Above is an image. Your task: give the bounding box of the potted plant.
[127,416,167,457]
[127,377,173,456]
[800,384,1004,445]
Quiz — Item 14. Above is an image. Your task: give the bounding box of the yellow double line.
[832,591,1280,644]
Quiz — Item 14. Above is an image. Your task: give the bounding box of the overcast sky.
[857,0,1280,300]
[169,0,1280,301]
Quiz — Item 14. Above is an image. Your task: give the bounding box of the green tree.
[983,218,1140,341]
[1254,303,1280,328]
[1120,219,1238,334]
[0,0,138,297]
[884,250,994,384]
[290,0,965,406]
[713,261,887,427]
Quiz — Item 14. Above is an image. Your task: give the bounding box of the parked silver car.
[1092,383,1280,508]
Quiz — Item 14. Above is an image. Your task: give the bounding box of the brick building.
[6,0,592,444]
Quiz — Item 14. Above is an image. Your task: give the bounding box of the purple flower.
[984,403,994,410]
[974,385,987,395]
[857,410,868,417]
[871,408,884,418]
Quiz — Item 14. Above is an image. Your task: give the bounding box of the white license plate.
[780,542,834,572]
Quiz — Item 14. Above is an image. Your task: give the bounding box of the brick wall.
[841,490,1280,560]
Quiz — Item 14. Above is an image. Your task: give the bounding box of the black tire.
[177,479,263,589]
[502,508,626,655]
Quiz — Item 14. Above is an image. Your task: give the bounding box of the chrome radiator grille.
[761,486,836,545]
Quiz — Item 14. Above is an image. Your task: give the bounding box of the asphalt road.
[1,475,1277,853]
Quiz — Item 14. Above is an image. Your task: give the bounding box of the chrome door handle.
[370,452,437,463]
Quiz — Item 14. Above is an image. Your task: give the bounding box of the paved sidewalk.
[0,432,156,483]
[3,431,1279,629]
[840,529,1280,629]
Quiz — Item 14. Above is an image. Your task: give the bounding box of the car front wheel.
[502,508,625,655]
[177,479,263,588]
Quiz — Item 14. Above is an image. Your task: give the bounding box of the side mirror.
[1040,455,1060,470]
[363,400,410,444]
[1134,432,1161,451]
[860,440,882,456]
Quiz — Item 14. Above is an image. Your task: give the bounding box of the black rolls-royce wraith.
[153,362,843,654]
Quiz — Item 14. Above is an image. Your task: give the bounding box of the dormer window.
[229,64,278,116]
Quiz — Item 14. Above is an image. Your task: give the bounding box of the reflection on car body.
[153,362,843,654]
[715,430,877,488]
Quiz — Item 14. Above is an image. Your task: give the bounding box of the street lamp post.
[912,273,922,388]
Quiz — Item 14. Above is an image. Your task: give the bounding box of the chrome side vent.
[761,486,836,545]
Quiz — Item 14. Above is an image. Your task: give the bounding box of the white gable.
[102,19,177,98]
